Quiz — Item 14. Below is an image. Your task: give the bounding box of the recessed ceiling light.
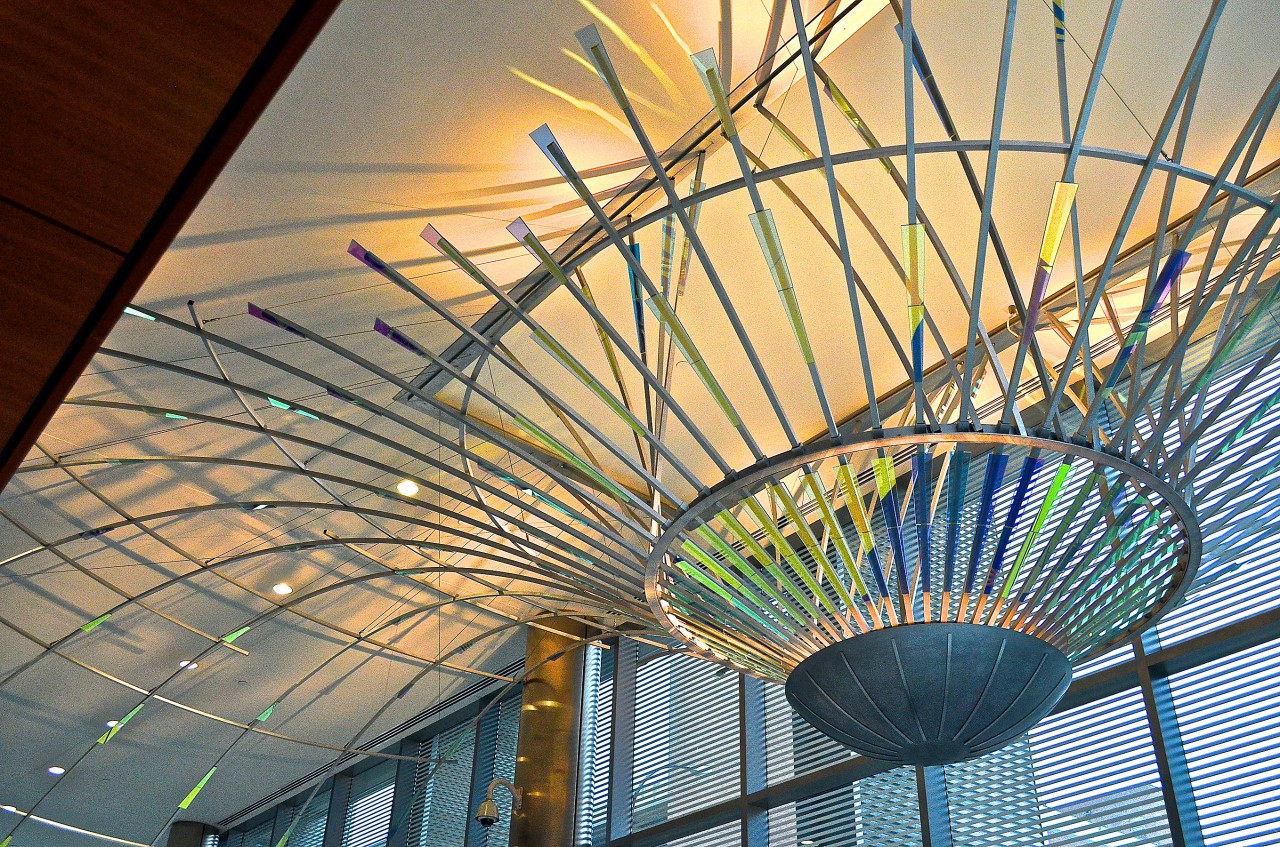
[272,582,293,596]
[396,479,420,497]
[105,720,118,728]
[48,766,66,776]
[178,660,199,670]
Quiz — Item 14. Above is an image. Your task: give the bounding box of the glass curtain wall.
[217,688,521,847]
[575,325,1280,847]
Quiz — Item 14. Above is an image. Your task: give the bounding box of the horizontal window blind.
[287,790,329,847]
[631,651,740,830]
[766,768,920,846]
[342,761,396,847]
[1156,350,1280,645]
[761,677,850,785]
[945,687,1171,846]
[1169,637,1280,846]
[476,695,522,847]
[578,644,613,847]
[227,819,272,847]
[657,821,741,847]
[1072,642,1134,677]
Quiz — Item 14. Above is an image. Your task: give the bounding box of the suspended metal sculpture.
[5,1,1280,841]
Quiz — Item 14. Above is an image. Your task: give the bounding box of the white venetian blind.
[474,695,522,847]
[285,790,329,847]
[658,821,741,847]
[1169,637,1280,846]
[1155,342,1280,645]
[342,761,396,847]
[228,819,273,847]
[761,677,850,785]
[630,651,740,830]
[577,644,613,846]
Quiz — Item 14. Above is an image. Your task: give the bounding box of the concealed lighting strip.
[0,804,150,847]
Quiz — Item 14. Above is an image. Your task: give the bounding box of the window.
[408,721,475,847]
[762,679,850,785]
[945,688,1172,846]
[1155,349,1280,645]
[658,821,741,847]
[766,769,920,847]
[631,651,740,829]
[226,819,272,847]
[474,695,522,847]
[286,790,329,847]
[577,644,613,846]
[342,761,395,847]
[1169,637,1280,846]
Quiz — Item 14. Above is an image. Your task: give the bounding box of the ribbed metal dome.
[785,623,1072,765]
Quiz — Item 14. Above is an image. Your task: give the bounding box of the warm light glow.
[396,479,420,497]
[272,582,294,596]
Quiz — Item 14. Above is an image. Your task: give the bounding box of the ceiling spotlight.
[178,660,199,670]
[105,720,118,728]
[272,582,294,596]
[396,479,420,497]
[47,766,66,776]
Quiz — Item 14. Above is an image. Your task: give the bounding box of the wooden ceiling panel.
[0,0,343,487]
[0,2,288,250]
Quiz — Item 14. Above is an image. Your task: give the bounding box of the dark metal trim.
[644,424,1201,666]
[1138,633,1207,847]
[916,766,953,847]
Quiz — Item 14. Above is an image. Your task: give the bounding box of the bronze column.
[510,619,589,847]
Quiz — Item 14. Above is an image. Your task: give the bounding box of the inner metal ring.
[646,424,1200,677]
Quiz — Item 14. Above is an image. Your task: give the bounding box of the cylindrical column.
[511,619,589,847]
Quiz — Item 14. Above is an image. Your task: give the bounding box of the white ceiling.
[2,0,1279,843]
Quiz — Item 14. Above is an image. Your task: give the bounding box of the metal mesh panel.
[631,652,740,829]
[408,722,476,847]
[766,767,921,846]
[1169,637,1280,846]
[944,687,1171,846]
